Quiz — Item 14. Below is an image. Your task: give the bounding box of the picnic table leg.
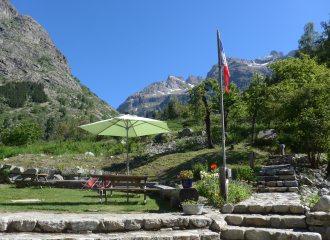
[105,190,107,203]
[144,190,146,205]
[99,190,103,204]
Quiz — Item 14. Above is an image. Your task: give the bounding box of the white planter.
[181,204,204,215]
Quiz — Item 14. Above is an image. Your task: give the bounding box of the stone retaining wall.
[0,212,224,234]
[306,212,330,240]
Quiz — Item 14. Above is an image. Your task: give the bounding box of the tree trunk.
[326,160,330,177]
[251,109,258,146]
[202,96,215,149]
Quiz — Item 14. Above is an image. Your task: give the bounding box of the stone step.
[259,167,295,176]
[225,214,306,229]
[264,156,296,166]
[257,180,298,187]
[258,186,298,193]
[0,229,220,240]
[233,203,306,215]
[257,175,296,181]
[221,225,321,240]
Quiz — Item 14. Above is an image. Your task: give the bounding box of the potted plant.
[177,170,193,188]
[181,199,204,215]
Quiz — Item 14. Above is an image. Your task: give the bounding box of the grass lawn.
[0,184,177,214]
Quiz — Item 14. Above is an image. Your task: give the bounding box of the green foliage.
[192,162,208,180]
[197,169,253,208]
[0,168,11,177]
[57,96,68,105]
[268,55,330,168]
[0,82,47,108]
[235,166,256,182]
[296,16,330,68]
[1,120,43,146]
[37,56,50,66]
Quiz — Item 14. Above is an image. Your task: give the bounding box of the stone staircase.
[221,155,322,240]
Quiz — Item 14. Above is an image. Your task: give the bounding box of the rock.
[3,164,16,171]
[11,218,37,232]
[304,177,313,185]
[124,218,143,230]
[143,217,162,230]
[6,174,21,184]
[311,195,330,212]
[189,216,212,228]
[257,129,278,145]
[69,219,100,231]
[52,174,64,180]
[84,152,95,157]
[221,203,234,213]
[12,167,24,174]
[23,168,38,175]
[38,219,67,232]
[182,128,194,136]
[103,217,125,231]
[197,130,206,137]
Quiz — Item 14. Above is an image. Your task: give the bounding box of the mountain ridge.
[117,50,296,116]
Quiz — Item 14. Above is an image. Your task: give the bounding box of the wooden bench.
[96,186,160,204]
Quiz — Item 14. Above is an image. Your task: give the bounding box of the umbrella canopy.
[79,114,170,175]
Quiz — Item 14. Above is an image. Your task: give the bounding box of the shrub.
[235,166,256,182]
[192,163,208,180]
[197,169,253,208]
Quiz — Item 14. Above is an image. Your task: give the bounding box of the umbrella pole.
[126,127,129,203]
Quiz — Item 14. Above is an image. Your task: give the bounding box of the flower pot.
[182,178,193,188]
[181,204,204,215]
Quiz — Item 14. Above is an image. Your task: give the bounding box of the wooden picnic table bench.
[21,173,48,182]
[90,174,159,204]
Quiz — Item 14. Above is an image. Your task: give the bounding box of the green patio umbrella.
[79,114,170,175]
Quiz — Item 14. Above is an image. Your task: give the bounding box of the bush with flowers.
[197,164,253,208]
[177,170,193,179]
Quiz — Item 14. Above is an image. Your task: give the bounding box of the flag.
[220,40,230,94]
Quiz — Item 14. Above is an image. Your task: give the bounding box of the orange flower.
[211,164,217,169]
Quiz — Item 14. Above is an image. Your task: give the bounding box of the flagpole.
[217,30,228,200]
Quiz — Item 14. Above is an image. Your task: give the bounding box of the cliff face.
[0,0,118,119]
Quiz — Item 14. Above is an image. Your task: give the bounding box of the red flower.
[211,164,217,169]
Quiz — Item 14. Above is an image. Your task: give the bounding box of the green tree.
[188,78,219,149]
[2,120,42,146]
[295,22,319,58]
[243,74,268,145]
[315,16,330,67]
[268,55,330,170]
[212,82,242,133]
[146,112,150,118]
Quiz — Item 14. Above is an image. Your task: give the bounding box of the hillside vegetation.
[1,17,330,183]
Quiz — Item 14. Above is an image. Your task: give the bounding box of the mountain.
[117,75,204,116]
[206,50,297,90]
[0,0,118,124]
[117,50,296,116]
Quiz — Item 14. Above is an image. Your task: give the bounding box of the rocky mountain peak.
[0,0,18,19]
[270,50,284,57]
[186,75,204,85]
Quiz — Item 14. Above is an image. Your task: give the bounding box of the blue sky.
[10,0,330,109]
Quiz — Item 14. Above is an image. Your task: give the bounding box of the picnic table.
[21,173,48,182]
[90,174,159,204]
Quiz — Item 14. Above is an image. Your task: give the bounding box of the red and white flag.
[220,40,230,94]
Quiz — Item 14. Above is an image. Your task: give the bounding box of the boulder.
[311,195,330,212]
[197,130,206,137]
[12,167,24,174]
[3,164,16,171]
[23,168,38,175]
[257,129,278,145]
[182,128,194,136]
[52,174,64,180]
[84,152,95,157]
[221,203,234,213]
